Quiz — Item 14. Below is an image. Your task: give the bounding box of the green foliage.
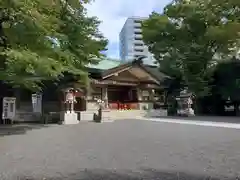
[0,0,107,90]
[214,59,240,102]
[142,0,240,97]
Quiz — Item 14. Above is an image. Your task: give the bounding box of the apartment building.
[119,17,156,65]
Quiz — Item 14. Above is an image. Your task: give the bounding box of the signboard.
[32,93,42,114]
[2,97,16,120]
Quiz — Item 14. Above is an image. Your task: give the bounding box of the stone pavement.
[139,116,240,129]
[0,120,240,179]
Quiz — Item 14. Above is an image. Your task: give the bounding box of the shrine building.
[0,58,170,123]
[83,58,169,111]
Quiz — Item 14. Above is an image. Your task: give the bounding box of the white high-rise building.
[119,17,156,65]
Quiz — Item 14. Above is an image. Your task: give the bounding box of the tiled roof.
[87,58,170,84]
[87,58,122,70]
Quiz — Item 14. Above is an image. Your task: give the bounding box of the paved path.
[0,120,240,179]
[142,116,240,129]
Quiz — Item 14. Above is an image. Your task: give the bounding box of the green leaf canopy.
[142,0,240,97]
[0,0,108,90]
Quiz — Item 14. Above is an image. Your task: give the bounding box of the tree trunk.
[0,18,9,124]
[14,88,21,109]
[0,81,8,123]
[234,102,240,116]
[193,97,202,115]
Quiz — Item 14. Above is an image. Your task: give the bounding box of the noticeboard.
[2,97,16,120]
[32,93,42,113]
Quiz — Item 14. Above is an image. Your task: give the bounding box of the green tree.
[0,0,107,90]
[214,59,240,115]
[142,0,240,100]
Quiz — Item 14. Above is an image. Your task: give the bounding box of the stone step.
[77,110,168,121]
[106,110,167,119]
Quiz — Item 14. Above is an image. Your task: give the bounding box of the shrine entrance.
[108,85,139,110]
[74,91,87,112]
[94,59,166,110]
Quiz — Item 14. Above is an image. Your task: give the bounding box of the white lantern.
[66,92,74,102]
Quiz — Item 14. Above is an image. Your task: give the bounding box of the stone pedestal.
[80,111,95,121]
[102,109,111,121]
[60,111,79,125]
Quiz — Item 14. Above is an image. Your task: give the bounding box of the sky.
[85,0,171,59]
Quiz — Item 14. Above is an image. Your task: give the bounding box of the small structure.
[60,88,79,125]
[176,89,195,116]
[32,93,42,116]
[2,97,16,124]
[87,59,169,111]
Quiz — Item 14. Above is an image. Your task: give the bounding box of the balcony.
[134,23,142,28]
[134,46,144,52]
[134,28,142,33]
[134,39,144,44]
[134,34,143,40]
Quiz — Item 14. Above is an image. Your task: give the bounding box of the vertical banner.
[32,93,42,114]
[2,97,16,120]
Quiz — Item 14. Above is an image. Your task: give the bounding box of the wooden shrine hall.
[73,59,170,112]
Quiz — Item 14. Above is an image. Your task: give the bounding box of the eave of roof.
[87,58,171,83]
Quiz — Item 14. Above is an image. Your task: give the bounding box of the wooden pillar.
[14,88,21,109]
[137,88,142,101]
[102,86,108,109]
[136,88,142,110]
[85,82,92,111]
[150,89,155,101]
[163,90,167,105]
[149,89,155,110]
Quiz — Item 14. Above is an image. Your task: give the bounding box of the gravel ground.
[0,120,240,180]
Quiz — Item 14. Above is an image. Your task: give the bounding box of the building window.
[134,31,142,35]
[135,37,142,41]
[134,25,141,29]
[134,43,143,46]
[134,20,142,23]
[134,49,144,52]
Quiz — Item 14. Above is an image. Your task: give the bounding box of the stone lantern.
[176,89,195,116]
[60,88,79,125]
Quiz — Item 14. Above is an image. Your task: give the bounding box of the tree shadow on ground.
[0,124,53,137]
[18,168,235,180]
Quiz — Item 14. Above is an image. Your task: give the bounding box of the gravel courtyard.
[1,120,240,180]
